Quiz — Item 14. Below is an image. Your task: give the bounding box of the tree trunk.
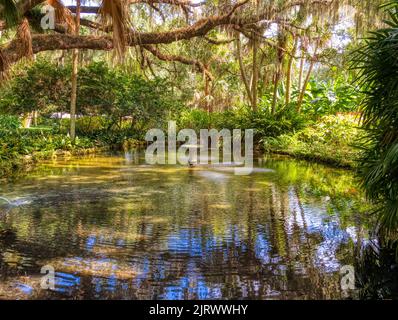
[297,43,318,113]
[251,32,259,111]
[204,72,211,113]
[285,37,298,106]
[298,50,305,94]
[271,68,280,114]
[22,113,32,128]
[236,33,252,106]
[33,110,38,126]
[70,0,81,144]
[271,28,288,114]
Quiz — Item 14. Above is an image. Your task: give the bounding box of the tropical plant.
[0,0,19,27]
[352,0,398,238]
[0,115,20,133]
[264,114,362,167]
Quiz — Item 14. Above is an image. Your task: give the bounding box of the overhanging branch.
[0,0,333,72]
[143,44,213,80]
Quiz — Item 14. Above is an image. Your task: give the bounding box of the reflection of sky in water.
[0,154,370,299]
[288,187,359,272]
[15,283,34,295]
[254,233,270,264]
[86,236,96,251]
[54,272,81,294]
[168,229,203,257]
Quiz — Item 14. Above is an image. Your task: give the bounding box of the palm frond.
[353,0,398,237]
[0,0,19,27]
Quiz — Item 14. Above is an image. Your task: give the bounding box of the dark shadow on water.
[355,240,398,299]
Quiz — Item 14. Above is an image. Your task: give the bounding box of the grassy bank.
[178,110,362,168]
[0,117,144,179]
[1,113,362,179]
[0,133,109,179]
[263,115,363,168]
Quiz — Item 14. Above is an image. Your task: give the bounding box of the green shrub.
[352,0,398,237]
[178,109,213,131]
[177,106,308,143]
[0,115,21,135]
[0,125,98,177]
[265,114,362,167]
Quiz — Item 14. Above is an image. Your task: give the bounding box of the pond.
[0,152,372,299]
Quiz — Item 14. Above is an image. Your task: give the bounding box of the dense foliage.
[0,60,184,177]
[0,60,180,131]
[0,55,364,177]
[265,115,362,167]
[178,106,308,141]
[1,0,398,300]
[353,1,398,237]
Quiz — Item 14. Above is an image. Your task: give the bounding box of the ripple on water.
[0,153,371,300]
[197,171,229,181]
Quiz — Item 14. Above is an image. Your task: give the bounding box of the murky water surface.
[0,152,371,299]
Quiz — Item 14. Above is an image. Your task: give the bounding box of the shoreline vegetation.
[0,58,363,179]
[0,112,361,180]
[0,144,110,181]
[1,0,398,300]
[264,114,362,169]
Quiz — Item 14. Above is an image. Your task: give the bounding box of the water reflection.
[0,153,372,299]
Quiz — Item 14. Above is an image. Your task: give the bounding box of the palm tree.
[296,38,319,113]
[285,35,298,106]
[353,0,398,239]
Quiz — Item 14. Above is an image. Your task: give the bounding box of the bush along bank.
[263,114,363,168]
[177,109,362,168]
[0,132,106,180]
[1,112,363,179]
[0,117,144,179]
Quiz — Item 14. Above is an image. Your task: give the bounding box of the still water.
[0,152,371,299]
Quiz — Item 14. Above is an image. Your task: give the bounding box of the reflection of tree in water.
[0,157,370,299]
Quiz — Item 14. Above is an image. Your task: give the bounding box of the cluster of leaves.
[0,122,96,177]
[264,114,363,168]
[293,77,361,116]
[352,0,398,238]
[355,240,398,299]
[177,105,308,143]
[0,59,181,131]
[0,115,20,134]
[0,60,71,114]
[0,58,184,149]
[76,62,180,129]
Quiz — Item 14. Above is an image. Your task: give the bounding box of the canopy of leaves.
[0,59,181,127]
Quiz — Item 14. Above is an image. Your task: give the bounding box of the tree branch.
[67,0,207,14]
[204,36,235,45]
[143,44,213,80]
[0,0,333,72]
